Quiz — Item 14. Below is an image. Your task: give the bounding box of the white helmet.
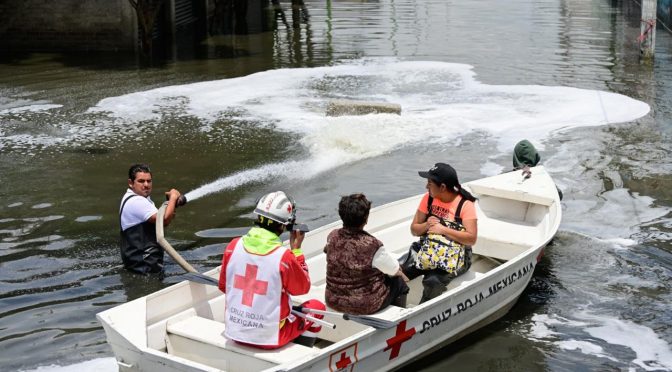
[254,191,296,225]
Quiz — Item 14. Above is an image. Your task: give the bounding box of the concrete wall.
[0,0,137,52]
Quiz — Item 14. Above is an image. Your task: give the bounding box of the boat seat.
[290,284,368,342]
[291,284,326,305]
[290,284,414,343]
[472,238,529,261]
[290,284,410,322]
[305,254,327,286]
[467,181,555,206]
[166,316,318,372]
[406,268,487,307]
[447,270,485,290]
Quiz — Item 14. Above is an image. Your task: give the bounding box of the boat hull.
[282,247,541,371]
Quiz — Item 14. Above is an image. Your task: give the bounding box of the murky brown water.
[1,1,671,371]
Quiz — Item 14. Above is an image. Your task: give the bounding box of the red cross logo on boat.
[233,264,268,307]
[336,352,351,369]
[328,343,358,372]
[384,320,416,360]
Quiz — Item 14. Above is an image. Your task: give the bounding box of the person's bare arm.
[410,209,430,236]
[147,189,181,226]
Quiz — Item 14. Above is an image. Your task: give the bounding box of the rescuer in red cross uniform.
[218,191,325,349]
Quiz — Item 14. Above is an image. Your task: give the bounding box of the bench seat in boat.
[293,255,498,321]
[467,180,555,206]
[166,316,318,372]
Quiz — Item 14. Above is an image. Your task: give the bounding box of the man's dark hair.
[254,214,285,236]
[338,193,372,228]
[128,163,152,181]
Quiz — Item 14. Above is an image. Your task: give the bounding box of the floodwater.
[1,0,671,371]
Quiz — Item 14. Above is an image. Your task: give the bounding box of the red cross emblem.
[384,320,416,360]
[233,264,268,307]
[328,343,358,372]
[336,352,351,369]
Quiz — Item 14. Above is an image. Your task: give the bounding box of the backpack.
[413,195,471,276]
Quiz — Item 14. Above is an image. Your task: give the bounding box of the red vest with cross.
[224,238,288,345]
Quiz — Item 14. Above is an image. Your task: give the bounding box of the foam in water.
[561,188,668,240]
[581,312,672,371]
[74,215,103,222]
[1,60,650,196]
[529,313,672,370]
[0,103,62,115]
[31,203,53,209]
[555,340,619,363]
[84,60,650,201]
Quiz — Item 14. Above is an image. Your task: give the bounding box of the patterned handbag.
[414,197,471,276]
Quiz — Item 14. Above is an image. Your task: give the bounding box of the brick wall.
[0,0,137,52]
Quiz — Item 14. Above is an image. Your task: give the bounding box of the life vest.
[119,194,163,274]
[224,238,288,346]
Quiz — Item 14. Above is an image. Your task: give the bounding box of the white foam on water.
[0,227,33,238]
[0,60,650,190]
[531,313,588,329]
[561,188,669,240]
[602,238,638,247]
[24,215,64,222]
[8,202,24,207]
[528,313,672,371]
[480,161,505,177]
[604,274,661,289]
[528,314,562,339]
[74,215,103,222]
[0,103,62,115]
[578,312,672,371]
[86,60,648,200]
[18,357,117,372]
[31,203,53,209]
[91,60,650,145]
[556,340,619,362]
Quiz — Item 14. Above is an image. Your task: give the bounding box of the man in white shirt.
[119,163,181,274]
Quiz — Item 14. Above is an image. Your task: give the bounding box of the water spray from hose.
[178,160,312,204]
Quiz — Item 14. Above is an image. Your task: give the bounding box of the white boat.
[97,166,561,372]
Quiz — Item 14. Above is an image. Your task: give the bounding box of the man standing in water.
[119,163,181,274]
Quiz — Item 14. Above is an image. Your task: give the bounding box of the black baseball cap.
[418,163,459,190]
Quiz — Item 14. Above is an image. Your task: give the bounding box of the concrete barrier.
[326,99,401,116]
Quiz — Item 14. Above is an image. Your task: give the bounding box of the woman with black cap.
[403,163,478,303]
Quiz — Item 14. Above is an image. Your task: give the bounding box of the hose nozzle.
[176,195,188,207]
